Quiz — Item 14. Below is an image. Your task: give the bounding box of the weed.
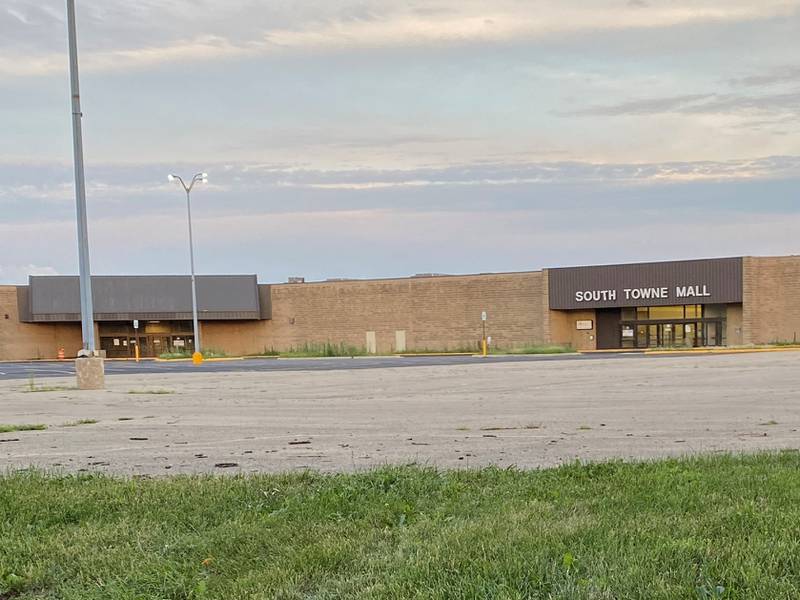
[61,419,99,428]
[0,424,47,433]
[500,344,574,355]
[24,375,75,393]
[279,342,367,358]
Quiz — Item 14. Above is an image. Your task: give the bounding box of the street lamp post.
[66,0,96,355]
[168,173,207,363]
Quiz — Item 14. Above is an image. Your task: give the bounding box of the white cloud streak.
[2,0,797,77]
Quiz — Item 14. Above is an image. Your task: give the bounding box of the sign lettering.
[575,285,712,303]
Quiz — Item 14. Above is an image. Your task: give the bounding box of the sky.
[1,0,799,284]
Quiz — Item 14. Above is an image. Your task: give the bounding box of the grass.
[2,453,800,598]
[396,346,478,355]
[500,344,574,355]
[0,423,47,433]
[252,343,573,358]
[23,377,76,393]
[275,342,368,358]
[60,419,99,428]
[158,349,228,360]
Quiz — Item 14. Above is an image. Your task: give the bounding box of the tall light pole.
[67,0,96,354]
[168,173,207,362]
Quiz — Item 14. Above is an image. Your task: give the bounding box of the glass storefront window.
[648,305,685,320]
[636,307,649,320]
[685,305,702,318]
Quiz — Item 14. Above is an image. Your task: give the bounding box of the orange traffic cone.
[57,348,65,361]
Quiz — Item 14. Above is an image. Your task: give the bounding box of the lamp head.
[168,174,176,182]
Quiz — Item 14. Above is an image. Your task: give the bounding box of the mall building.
[1,255,799,360]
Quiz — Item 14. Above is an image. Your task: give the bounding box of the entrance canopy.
[19,275,268,322]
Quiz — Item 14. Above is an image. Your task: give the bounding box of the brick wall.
[204,272,547,354]
[9,257,789,359]
[0,286,82,360]
[743,256,800,344]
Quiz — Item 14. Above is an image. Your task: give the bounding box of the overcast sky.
[1,0,799,284]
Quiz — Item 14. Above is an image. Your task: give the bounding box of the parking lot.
[1,351,798,475]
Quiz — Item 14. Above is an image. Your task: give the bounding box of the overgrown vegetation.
[397,346,478,355]
[2,453,800,598]
[259,342,368,358]
[500,344,574,355]
[251,342,574,357]
[24,376,76,393]
[158,348,228,360]
[0,423,47,433]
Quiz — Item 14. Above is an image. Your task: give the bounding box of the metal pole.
[67,0,96,353]
[186,188,201,354]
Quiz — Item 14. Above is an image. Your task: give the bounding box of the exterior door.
[596,308,621,349]
[705,321,722,346]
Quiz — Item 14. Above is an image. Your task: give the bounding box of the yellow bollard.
[192,351,204,365]
[482,339,487,357]
[135,344,140,363]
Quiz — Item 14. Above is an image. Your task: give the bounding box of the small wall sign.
[576,320,594,330]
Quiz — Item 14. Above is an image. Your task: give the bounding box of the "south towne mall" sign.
[547,257,743,310]
[575,285,711,303]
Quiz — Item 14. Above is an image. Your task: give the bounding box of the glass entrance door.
[623,320,722,348]
[705,321,723,346]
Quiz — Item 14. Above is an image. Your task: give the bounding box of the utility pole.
[67,0,96,353]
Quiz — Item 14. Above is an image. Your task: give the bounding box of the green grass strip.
[2,453,800,598]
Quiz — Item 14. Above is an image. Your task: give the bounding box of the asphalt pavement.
[3,351,797,475]
[0,352,653,381]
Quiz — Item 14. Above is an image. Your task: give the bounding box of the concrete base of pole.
[75,356,105,390]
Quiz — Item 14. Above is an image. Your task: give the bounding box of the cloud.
[0,263,59,284]
[562,91,800,117]
[561,94,716,117]
[1,0,797,77]
[243,155,800,189]
[2,157,799,220]
[730,65,800,87]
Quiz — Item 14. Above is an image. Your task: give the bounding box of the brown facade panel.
[258,284,273,320]
[549,257,743,310]
[26,275,261,322]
